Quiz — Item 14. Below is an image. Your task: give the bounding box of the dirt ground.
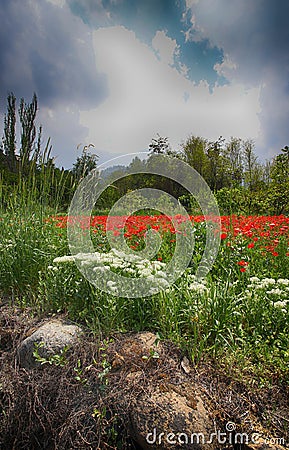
[0,303,288,449]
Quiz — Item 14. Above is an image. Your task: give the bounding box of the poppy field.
[1,210,288,382]
[50,212,289,278]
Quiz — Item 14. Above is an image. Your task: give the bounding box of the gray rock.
[17,319,82,369]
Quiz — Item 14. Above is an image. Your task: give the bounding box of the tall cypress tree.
[19,92,37,172]
[3,92,17,172]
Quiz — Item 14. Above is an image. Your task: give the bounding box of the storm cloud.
[0,0,107,109]
[0,0,288,167]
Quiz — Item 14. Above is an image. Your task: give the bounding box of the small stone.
[181,356,191,374]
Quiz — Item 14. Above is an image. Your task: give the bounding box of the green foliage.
[0,93,287,217]
[182,135,208,177]
[215,187,247,215]
[0,93,76,212]
[72,144,99,181]
[266,146,289,214]
[18,93,38,173]
[33,342,69,367]
[3,93,17,172]
[148,133,170,155]
[178,135,289,215]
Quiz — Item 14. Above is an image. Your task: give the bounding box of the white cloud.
[80,26,261,157]
[214,54,237,79]
[184,0,289,157]
[185,0,200,7]
[152,30,178,66]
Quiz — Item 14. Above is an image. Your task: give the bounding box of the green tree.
[267,146,289,214]
[128,156,146,173]
[148,134,170,155]
[72,144,99,181]
[19,93,40,172]
[243,139,257,191]
[206,136,229,191]
[181,135,208,178]
[3,93,17,172]
[225,137,243,187]
[0,92,76,210]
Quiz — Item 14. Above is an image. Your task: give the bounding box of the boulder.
[129,382,215,449]
[17,319,82,369]
[109,332,215,449]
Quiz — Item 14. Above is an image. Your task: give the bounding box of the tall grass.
[0,139,75,213]
[0,141,74,300]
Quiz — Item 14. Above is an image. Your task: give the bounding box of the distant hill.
[100,165,127,179]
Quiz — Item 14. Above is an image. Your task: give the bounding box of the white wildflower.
[157,278,170,288]
[277,278,289,286]
[189,282,208,294]
[273,300,288,311]
[263,278,276,285]
[93,266,110,273]
[155,270,167,279]
[146,275,155,282]
[138,268,152,277]
[107,280,118,292]
[80,260,94,267]
[151,261,166,270]
[266,288,283,296]
[111,261,125,269]
[53,255,75,263]
[111,248,124,258]
[123,267,136,274]
[249,276,260,283]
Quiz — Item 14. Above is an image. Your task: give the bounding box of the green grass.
[1,205,288,386]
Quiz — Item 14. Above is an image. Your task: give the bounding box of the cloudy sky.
[0,0,288,168]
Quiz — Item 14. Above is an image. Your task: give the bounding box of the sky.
[0,0,288,169]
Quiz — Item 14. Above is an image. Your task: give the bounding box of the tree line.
[0,93,288,214]
[98,134,289,215]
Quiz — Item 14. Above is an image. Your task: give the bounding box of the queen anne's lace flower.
[53,248,171,294]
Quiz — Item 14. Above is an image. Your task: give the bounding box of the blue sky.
[0,0,288,168]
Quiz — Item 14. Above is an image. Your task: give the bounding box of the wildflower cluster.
[49,213,289,284]
[245,277,289,312]
[187,274,209,295]
[53,248,170,296]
